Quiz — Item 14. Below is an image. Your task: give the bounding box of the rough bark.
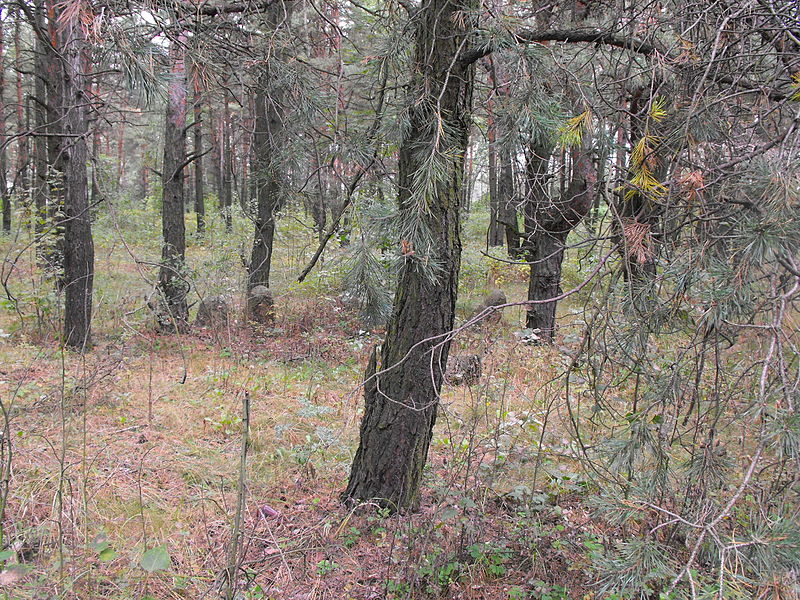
[524,139,594,342]
[32,7,48,239]
[58,10,94,349]
[247,69,282,296]
[343,0,476,512]
[157,39,189,332]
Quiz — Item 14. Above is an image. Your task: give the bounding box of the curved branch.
[460,27,660,66]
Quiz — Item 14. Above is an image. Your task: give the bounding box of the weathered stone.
[194,296,229,328]
[247,285,275,325]
[445,354,482,386]
[469,288,507,325]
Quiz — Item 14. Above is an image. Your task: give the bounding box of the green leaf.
[140,546,171,572]
[99,547,118,562]
[0,550,13,562]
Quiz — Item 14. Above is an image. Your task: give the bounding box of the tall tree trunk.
[486,90,503,246]
[13,11,29,204]
[525,136,594,342]
[222,85,233,231]
[90,98,101,211]
[0,16,10,234]
[486,55,519,254]
[32,5,48,241]
[497,143,519,256]
[193,88,205,234]
[116,119,125,190]
[248,71,282,296]
[210,110,223,215]
[39,0,66,280]
[58,8,94,349]
[343,0,476,512]
[239,92,252,213]
[157,38,189,332]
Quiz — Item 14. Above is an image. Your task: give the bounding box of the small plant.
[341,526,361,549]
[203,404,242,436]
[417,549,464,594]
[530,580,569,600]
[385,579,411,598]
[316,559,340,577]
[467,541,510,578]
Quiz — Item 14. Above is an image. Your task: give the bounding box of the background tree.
[156,35,189,332]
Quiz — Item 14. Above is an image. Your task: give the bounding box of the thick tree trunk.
[248,75,281,295]
[59,12,94,349]
[524,139,594,342]
[525,230,566,341]
[343,0,476,512]
[157,39,189,332]
[193,89,205,234]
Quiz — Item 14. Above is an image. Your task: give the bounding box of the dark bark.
[497,143,519,256]
[485,55,519,254]
[193,88,205,234]
[524,139,594,342]
[32,10,48,239]
[343,0,476,512]
[247,69,282,296]
[157,39,189,332]
[59,10,94,349]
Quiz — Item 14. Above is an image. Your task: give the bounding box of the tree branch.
[460,28,660,66]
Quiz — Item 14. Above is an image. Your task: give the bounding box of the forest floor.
[0,210,618,600]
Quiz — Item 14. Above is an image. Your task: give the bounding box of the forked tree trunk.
[59,10,94,349]
[157,38,189,332]
[525,138,595,342]
[343,0,476,512]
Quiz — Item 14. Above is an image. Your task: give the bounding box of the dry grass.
[0,218,612,600]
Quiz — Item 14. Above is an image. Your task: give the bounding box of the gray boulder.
[195,296,229,328]
[469,288,507,325]
[445,354,482,386]
[247,285,275,325]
